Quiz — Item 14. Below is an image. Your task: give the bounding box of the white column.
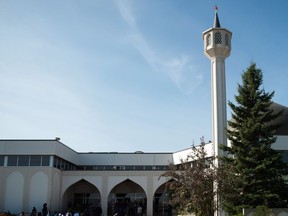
[146,175,154,216]
[211,57,227,159]
[101,175,108,216]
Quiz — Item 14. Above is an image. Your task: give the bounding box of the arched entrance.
[62,179,101,214]
[108,179,146,216]
[154,183,172,216]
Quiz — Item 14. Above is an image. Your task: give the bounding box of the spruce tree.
[224,63,288,210]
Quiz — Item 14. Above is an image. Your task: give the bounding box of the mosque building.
[0,10,288,216]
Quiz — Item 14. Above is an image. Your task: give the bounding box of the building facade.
[0,139,214,216]
[0,116,288,216]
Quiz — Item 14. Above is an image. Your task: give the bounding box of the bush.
[253,206,271,216]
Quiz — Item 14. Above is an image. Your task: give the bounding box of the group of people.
[27,204,83,216]
[113,200,145,216]
[17,200,153,216]
[81,203,102,216]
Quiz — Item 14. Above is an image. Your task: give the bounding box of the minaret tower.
[202,8,232,159]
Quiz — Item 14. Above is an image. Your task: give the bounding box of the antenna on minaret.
[213,5,221,28]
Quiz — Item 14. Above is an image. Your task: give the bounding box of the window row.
[74,165,169,171]
[0,155,169,171]
[3,155,50,166]
[53,156,76,170]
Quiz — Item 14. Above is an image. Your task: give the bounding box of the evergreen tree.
[224,63,288,211]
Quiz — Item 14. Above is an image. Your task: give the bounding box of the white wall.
[172,143,214,165]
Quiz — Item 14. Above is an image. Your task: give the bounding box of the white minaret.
[202,8,232,159]
[203,8,232,216]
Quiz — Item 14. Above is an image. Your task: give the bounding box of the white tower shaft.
[211,57,227,158]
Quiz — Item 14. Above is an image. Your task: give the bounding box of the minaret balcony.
[202,28,232,59]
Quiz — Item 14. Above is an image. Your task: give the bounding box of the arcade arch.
[108,179,146,216]
[62,179,101,213]
[154,183,172,216]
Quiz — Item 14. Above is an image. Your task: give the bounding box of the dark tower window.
[206,34,212,46]
[225,33,230,48]
[215,32,222,45]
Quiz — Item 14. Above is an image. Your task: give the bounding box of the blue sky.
[0,1,287,152]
